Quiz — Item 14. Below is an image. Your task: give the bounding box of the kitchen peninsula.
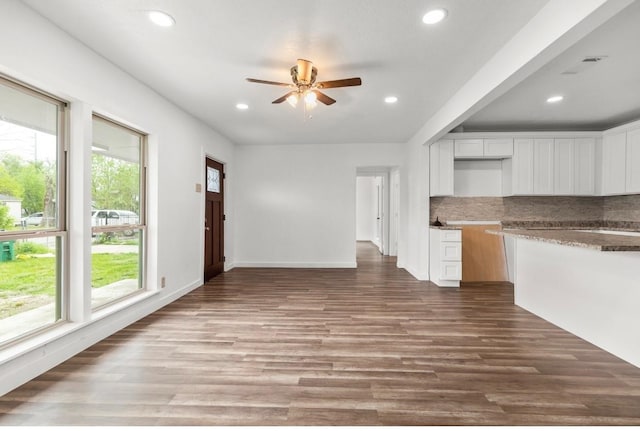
[491,228,640,368]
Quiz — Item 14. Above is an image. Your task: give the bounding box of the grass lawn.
[91,253,140,287]
[0,253,139,319]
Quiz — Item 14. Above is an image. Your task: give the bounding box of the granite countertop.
[429,225,462,230]
[487,228,640,252]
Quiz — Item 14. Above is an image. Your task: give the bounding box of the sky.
[0,119,57,164]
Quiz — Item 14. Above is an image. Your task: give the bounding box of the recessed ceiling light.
[384,96,398,104]
[546,95,564,103]
[422,8,447,25]
[236,103,249,110]
[148,10,175,27]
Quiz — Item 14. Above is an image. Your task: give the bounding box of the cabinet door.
[626,129,640,193]
[441,229,462,242]
[602,132,627,195]
[454,139,484,158]
[574,138,595,195]
[554,138,574,195]
[439,242,462,261]
[429,140,454,196]
[512,139,534,195]
[533,139,554,195]
[441,262,462,281]
[484,139,513,157]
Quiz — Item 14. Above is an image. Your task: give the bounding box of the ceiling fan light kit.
[247,58,362,110]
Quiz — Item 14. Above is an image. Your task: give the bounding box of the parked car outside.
[19,212,55,227]
[21,212,43,226]
[91,209,139,236]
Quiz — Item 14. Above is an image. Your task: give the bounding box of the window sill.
[0,289,159,367]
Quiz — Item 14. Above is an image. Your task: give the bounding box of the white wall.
[403,140,430,280]
[233,143,405,268]
[454,160,503,196]
[355,177,376,241]
[0,0,235,396]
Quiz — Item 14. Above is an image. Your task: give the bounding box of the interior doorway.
[355,167,399,257]
[204,157,224,281]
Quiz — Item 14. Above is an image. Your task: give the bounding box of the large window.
[0,76,66,345]
[91,115,146,309]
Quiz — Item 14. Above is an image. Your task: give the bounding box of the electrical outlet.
[161,276,166,288]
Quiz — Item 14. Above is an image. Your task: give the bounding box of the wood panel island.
[488,228,640,368]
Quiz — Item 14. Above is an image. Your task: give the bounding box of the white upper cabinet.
[454,139,483,158]
[511,139,534,195]
[533,139,554,195]
[602,132,627,195]
[430,140,454,196]
[554,138,574,195]
[484,139,514,158]
[574,138,596,195]
[438,123,639,198]
[626,128,640,193]
[510,137,587,196]
[454,138,513,158]
[553,137,594,196]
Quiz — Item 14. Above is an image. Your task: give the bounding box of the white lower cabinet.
[429,228,462,287]
[440,262,462,281]
[439,242,462,261]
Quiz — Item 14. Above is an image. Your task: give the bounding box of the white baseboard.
[405,265,429,281]
[233,261,357,269]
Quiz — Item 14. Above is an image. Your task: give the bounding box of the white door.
[388,169,400,257]
[375,176,384,254]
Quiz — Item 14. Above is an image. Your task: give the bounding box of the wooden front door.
[204,158,224,281]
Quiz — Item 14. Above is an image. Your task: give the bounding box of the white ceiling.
[460,0,640,132]
[20,0,549,145]
[23,0,640,144]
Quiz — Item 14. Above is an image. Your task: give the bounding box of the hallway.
[1,242,639,425]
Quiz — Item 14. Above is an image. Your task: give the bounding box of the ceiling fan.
[246,59,362,108]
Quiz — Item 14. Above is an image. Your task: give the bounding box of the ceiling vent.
[561,56,608,75]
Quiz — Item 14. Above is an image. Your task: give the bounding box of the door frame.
[388,168,400,257]
[355,166,399,257]
[202,154,226,281]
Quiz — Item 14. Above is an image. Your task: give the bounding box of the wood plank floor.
[1,241,640,425]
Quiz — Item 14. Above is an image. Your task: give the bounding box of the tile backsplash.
[430,195,640,227]
[604,195,640,222]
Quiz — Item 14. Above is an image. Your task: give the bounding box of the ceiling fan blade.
[272,91,296,104]
[246,78,292,87]
[313,90,336,105]
[316,77,362,89]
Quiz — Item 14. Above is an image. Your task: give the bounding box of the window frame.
[0,74,69,346]
[90,114,148,310]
